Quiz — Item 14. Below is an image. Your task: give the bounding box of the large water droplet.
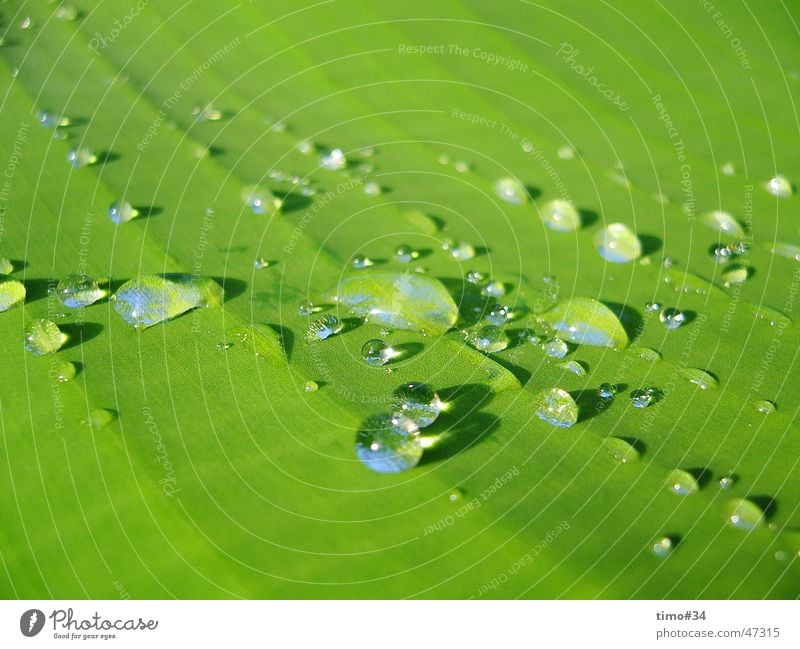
[679,368,718,390]
[356,414,422,473]
[594,223,641,263]
[0,274,26,311]
[391,383,443,428]
[667,469,699,496]
[486,305,512,326]
[469,325,509,353]
[764,175,792,198]
[659,307,686,329]
[539,297,628,350]
[494,177,528,205]
[241,185,281,215]
[533,388,578,428]
[603,437,640,463]
[24,319,67,356]
[721,498,764,530]
[111,274,224,329]
[56,273,106,308]
[448,241,476,261]
[305,315,344,342]
[362,339,397,366]
[66,147,97,168]
[539,199,580,232]
[108,200,139,225]
[558,360,586,376]
[702,210,745,239]
[753,399,776,415]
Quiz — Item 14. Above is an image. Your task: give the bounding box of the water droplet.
[542,337,569,358]
[702,210,745,239]
[659,307,686,330]
[603,437,640,463]
[598,383,617,398]
[469,325,509,353]
[0,258,12,275]
[494,177,528,205]
[539,199,580,233]
[269,169,288,181]
[297,139,314,155]
[718,474,736,489]
[363,181,382,196]
[667,469,699,496]
[352,255,373,269]
[0,274,25,311]
[355,414,422,473]
[775,550,789,561]
[645,301,661,313]
[111,274,224,329]
[454,160,470,173]
[108,200,139,225]
[765,175,792,198]
[321,148,347,170]
[558,360,586,376]
[241,185,282,216]
[36,110,70,128]
[557,145,576,160]
[540,297,628,350]
[486,305,512,326]
[305,315,344,342]
[710,242,747,263]
[753,399,776,415]
[771,242,800,261]
[721,498,764,530]
[651,536,674,558]
[595,223,641,263]
[216,342,233,351]
[466,270,485,285]
[303,380,318,393]
[253,258,271,270]
[67,147,97,168]
[677,367,718,390]
[533,388,578,428]
[52,360,77,382]
[24,319,67,356]
[437,153,450,165]
[394,246,419,263]
[721,162,735,176]
[449,241,476,261]
[448,488,464,502]
[191,103,222,122]
[56,273,106,308]
[21,17,33,29]
[391,383,444,428]
[480,280,506,298]
[630,388,656,408]
[84,408,115,430]
[227,324,283,361]
[635,346,661,362]
[298,300,315,316]
[361,338,397,366]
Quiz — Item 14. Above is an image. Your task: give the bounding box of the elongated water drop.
[111,274,223,329]
[469,325,509,353]
[361,339,396,366]
[305,315,343,342]
[558,360,586,376]
[108,200,139,224]
[391,383,443,428]
[753,400,776,415]
[24,319,67,356]
[771,242,800,261]
[721,498,764,530]
[667,469,699,496]
[67,147,97,168]
[533,388,578,428]
[241,185,281,216]
[539,199,580,232]
[37,110,71,127]
[494,177,528,205]
[192,103,222,122]
[355,414,422,473]
[52,360,77,382]
[448,241,476,261]
[603,437,640,463]
[679,367,718,390]
[595,223,641,262]
[765,175,792,198]
[0,274,26,311]
[702,210,745,239]
[540,297,628,350]
[56,273,105,308]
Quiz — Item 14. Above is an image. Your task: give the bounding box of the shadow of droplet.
[211,277,247,302]
[579,209,599,228]
[419,412,500,464]
[391,341,423,363]
[749,495,778,521]
[268,323,294,359]
[59,322,103,351]
[438,383,493,414]
[639,235,662,256]
[22,278,57,303]
[280,193,312,214]
[7,259,29,272]
[572,389,606,422]
[524,185,542,201]
[679,310,697,327]
[687,467,713,488]
[602,301,643,343]
[617,436,647,456]
[438,277,487,327]
[134,205,163,219]
[96,151,120,165]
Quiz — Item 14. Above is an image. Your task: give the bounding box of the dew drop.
[0,274,26,311]
[486,305,512,326]
[448,241,476,261]
[437,153,450,165]
[363,181,382,196]
[111,274,224,329]
[298,300,315,316]
[651,536,674,558]
[0,258,12,274]
[718,474,736,489]
[595,223,641,263]
[303,380,319,393]
[391,383,444,428]
[557,145,576,160]
[721,162,735,176]
[36,110,70,128]
[659,307,686,330]
[602,437,640,463]
[764,175,792,199]
[321,148,347,170]
[539,297,628,350]
[598,382,617,398]
[305,315,344,342]
[701,210,745,239]
[466,270,485,285]
[241,185,282,216]
[494,177,528,205]
[753,399,776,415]
[667,469,699,496]
[454,160,470,173]
[635,346,661,362]
[297,139,314,155]
[679,367,718,390]
[52,360,77,383]
[355,414,422,473]
[533,388,578,428]
[771,242,800,261]
[67,147,97,168]
[191,103,222,122]
[558,360,586,377]
[480,280,506,298]
[56,273,106,308]
[542,337,569,358]
[469,325,509,353]
[630,388,656,408]
[448,489,464,503]
[361,338,397,366]
[394,246,419,263]
[216,342,233,351]
[24,319,67,356]
[539,199,580,233]
[84,408,115,430]
[645,301,661,313]
[721,498,764,530]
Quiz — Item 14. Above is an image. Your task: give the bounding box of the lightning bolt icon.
[28,611,38,632]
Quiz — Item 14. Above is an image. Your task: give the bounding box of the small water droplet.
[645,301,661,313]
[448,241,476,261]
[437,153,450,165]
[298,300,315,316]
[721,498,764,530]
[56,274,106,308]
[394,246,419,263]
[667,469,699,496]
[542,337,569,358]
[558,360,586,376]
[718,474,736,489]
[0,258,12,274]
[217,341,233,351]
[469,325,509,353]
[21,16,33,29]
[448,488,464,502]
[494,177,528,205]
[391,383,443,428]
[241,185,281,216]
[603,437,640,463]
[557,145,576,160]
[67,147,97,168]
[466,270,485,285]
[765,175,792,198]
[539,199,580,233]
[480,280,506,298]
[721,162,735,176]
[253,258,270,270]
[486,305,512,326]
[355,413,422,473]
[36,110,70,128]
[361,338,397,366]
[598,383,617,398]
[84,408,115,430]
[454,160,470,173]
[108,200,139,225]
[630,388,657,408]
[24,319,67,356]
[775,550,789,561]
[771,242,800,262]
[305,315,344,342]
[303,380,319,393]
[52,360,77,382]
[659,307,686,330]
[321,148,347,170]
[635,347,661,362]
[753,399,776,415]
[679,367,718,390]
[0,274,26,311]
[352,255,373,269]
[651,536,674,558]
[191,103,222,122]
[297,139,314,155]
[363,181,382,196]
[533,388,578,428]
[702,210,745,239]
[595,223,641,263]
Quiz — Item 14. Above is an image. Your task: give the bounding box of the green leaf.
[540,298,629,350]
